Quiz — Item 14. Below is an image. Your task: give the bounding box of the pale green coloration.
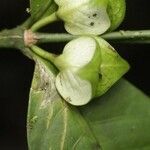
[54,0,126,35]
[54,36,101,105]
[55,70,92,106]
[27,56,101,150]
[54,36,129,105]
[94,37,130,96]
[54,36,97,71]
[54,0,111,35]
[107,0,126,31]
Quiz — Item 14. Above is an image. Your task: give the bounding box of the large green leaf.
[80,79,150,150]
[27,57,101,150]
[27,57,150,150]
[30,0,57,22]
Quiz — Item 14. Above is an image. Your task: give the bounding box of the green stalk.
[0,28,24,49]
[35,33,77,43]
[30,45,56,62]
[1,29,150,51]
[31,13,59,32]
[0,29,150,61]
[34,30,150,44]
[102,30,150,43]
[0,27,33,59]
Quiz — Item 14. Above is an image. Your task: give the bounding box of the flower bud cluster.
[51,0,129,106]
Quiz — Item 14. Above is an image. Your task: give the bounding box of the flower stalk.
[35,30,150,44]
[30,13,59,32]
[30,45,56,62]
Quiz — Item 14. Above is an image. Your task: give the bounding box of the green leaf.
[27,57,101,150]
[80,79,150,150]
[30,0,57,22]
[27,56,150,150]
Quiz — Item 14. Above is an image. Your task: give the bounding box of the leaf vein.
[60,107,68,150]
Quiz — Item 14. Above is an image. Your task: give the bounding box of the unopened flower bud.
[54,0,125,35]
[54,36,129,106]
[54,36,101,105]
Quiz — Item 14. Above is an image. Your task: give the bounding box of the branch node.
[24,30,38,46]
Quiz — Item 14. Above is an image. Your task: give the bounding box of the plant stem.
[1,29,150,61]
[30,45,56,62]
[1,29,149,50]
[0,28,24,49]
[102,30,150,43]
[35,30,150,44]
[31,13,59,32]
[35,33,77,43]
[0,27,35,59]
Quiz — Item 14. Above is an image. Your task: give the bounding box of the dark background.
[0,0,150,149]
